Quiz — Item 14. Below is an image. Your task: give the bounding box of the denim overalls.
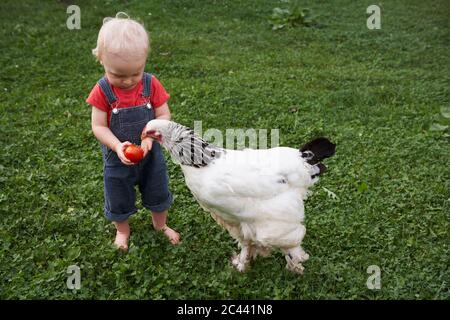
[98,73,173,222]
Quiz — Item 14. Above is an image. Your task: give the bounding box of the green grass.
[0,0,449,299]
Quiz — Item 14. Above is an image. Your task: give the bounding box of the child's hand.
[141,137,153,158]
[114,141,135,166]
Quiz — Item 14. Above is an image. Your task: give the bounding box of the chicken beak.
[141,129,162,143]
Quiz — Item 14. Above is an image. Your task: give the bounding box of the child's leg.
[151,210,180,245]
[113,220,130,251]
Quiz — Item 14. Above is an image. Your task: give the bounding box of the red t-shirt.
[86,75,170,126]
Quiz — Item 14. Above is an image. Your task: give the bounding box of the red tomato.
[124,144,144,163]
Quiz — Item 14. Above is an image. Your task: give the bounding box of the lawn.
[0,0,448,299]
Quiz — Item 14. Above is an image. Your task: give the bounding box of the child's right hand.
[114,141,135,166]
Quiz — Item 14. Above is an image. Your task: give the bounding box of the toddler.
[86,12,180,250]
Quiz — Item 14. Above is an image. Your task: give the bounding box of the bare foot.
[113,221,130,251]
[159,225,180,245]
[114,231,129,251]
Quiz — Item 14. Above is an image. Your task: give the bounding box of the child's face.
[101,52,146,90]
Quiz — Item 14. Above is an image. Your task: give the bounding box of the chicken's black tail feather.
[300,137,336,177]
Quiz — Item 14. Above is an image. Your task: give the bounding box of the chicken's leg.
[231,243,254,272]
[283,246,309,274]
[282,224,308,274]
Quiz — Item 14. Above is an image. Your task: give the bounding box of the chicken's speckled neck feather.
[162,122,223,168]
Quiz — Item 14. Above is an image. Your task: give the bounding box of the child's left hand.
[141,137,153,157]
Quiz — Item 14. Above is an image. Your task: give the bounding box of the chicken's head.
[141,119,173,143]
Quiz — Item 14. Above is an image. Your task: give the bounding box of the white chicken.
[142,119,336,274]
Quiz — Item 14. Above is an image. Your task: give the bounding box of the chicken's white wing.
[181,147,314,222]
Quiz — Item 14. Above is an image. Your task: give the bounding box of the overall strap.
[142,72,152,98]
[97,76,117,106]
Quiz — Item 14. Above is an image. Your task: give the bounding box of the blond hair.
[92,12,149,61]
